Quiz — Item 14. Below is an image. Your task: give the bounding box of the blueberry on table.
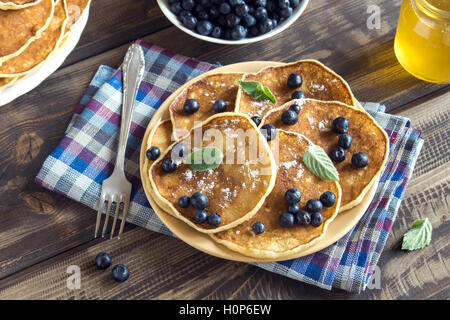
[172,142,188,158]
[95,252,112,270]
[352,152,369,168]
[242,14,257,27]
[338,134,353,150]
[181,0,195,11]
[196,20,213,36]
[213,99,227,113]
[112,264,130,282]
[211,25,223,38]
[191,192,209,210]
[306,198,323,213]
[278,0,290,8]
[258,18,274,34]
[288,203,301,215]
[208,212,222,226]
[162,157,177,173]
[294,211,311,225]
[146,146,160,161]
[287,72,302,88]
[260,123,277,141]
[332,117,349,134]
[252,221,266,234]
[320,191,336,207]
[183,15,198,30]
[281,109,298,125]
[183,98,200,114]
[285,188,302,203]
[251,115,262,126]
[226,13,241,27]
[310,212,324,227]
[178,195,191,208]
[235,3,250,16]
[289,103,302,114]
[279,212,295,228]
[329,146,346,163]
[254,7,268,20]
[194,210,208,223]
[231,25,248,40]
[219,2,231,15]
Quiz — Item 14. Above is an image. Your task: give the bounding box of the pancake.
[64,0,90,34]
[149,112,277,233]
[169,72,244,140]
[261,99,389,212]
[0,77,19,91]
[148,118,173,153]
[0,0,42,10]
[0,0,68,77]
[235,59,361,119]
[0,0,54,64]
[211,130,341,259]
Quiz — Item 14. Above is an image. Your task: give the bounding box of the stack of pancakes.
[144,60,389,259]
[0,0,91,92]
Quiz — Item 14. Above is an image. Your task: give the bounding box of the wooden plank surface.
[0,0,449,299]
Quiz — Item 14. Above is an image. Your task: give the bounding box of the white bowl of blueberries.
[157,0,310,44]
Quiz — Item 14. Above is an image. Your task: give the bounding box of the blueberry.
[226,13,241,27]
[235,3,249,16]
[254,7,268,20]
[270,12,279,21]
[146,146,160,160]
[271,18,277,28]
[231,25,247,40]
[211,25,222,38]
[179,10,191,21]
[332,117,349,134]
[252,221,266,234]
[224,28,233,39]
[178,196,191,208]
[194,210,208,223]
[329,146,346,163]
[288,203,301,215]
[191,192,209,210]
[289,103,301,114]
[281,109,298,125]
[183,15,198,30]
[249,25,259,36]
[168,0,178,4]
[172,142,188,158]
[162,157,177,173]
[279,212,295,228]
[170,1,183,15]
[278,0,290,8]
[211,0,222,4]
[290,0,300,7]
[285,188,301,203]
[254,0,267,6]
[112,264,130,282]
[213,99,227,113]
[197,10,209,20]
[338,134,353,150]
[294,211,311,225]
[266,0,277,12]
[183,98,199,114]
[95,252,112,270]
[260,123,277,141]
[199,0,212,8]
[181,0,195,10]
[287,72,302,88]
[219,2,231,15]
[258,18,274,33]
[196,20,213,35]
[208,212,222,226]
[320,191,336,207]
[251,115,261,126]
[229,0,244,6]
[194,4,205,13]
[208,6,220,19]
[279,6,292,19]
[310,212,324,227]
[352,152,369,168]
[306,198,323,213]
[242,14,257,27]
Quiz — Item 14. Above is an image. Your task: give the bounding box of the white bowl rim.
[157,0,310,45]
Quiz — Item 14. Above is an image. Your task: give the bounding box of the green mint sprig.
[303,145,339,181]
[402,218,432,251]
[239,80,276,104]
[187,146,223,172]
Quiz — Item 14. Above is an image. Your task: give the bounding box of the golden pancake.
[211,130,341,259]
[64,0,90,34]
[0,0,42,10]
[235,59,361,119]
[262,99,389,212]
[148,118,173,153]
[0,0,54,63]
[149,112,276,233]
[0,0,68,77]
[169,72,244,139]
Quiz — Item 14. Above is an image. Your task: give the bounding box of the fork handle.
[114,44,145,174]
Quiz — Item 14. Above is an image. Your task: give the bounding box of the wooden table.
[0,0,448,300]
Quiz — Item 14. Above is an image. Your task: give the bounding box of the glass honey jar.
[394,0,450,83]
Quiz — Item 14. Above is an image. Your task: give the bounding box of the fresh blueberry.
[279,212,295,228]
[242,14,257,27]
[146,146,160,161]
[196,10,209,20]
[235,3,249,16]
[290,0,300,7]
[289,103,301,114]
[170,1,183,15]
[226,13,241,27]
[287,72,302,88]
[338,134,353,150]
[95,252,112,270]
[260,123,277,141]
[294,211,311,225]
[258,18,274,33]
[231,25,247,39]
[271,18,277,28]
[194,210,208,223]
[162,157,177,173]
[288,203,301,215]
[280,6,293,19]
[179,10,191,21]
[194,4,204,13]
[352,152,369,168]
[270,12,279,21]
[254,0,267,6]
[208,6,220,19]
[254,6,268,20]
[199,0,212,8]
[320,191,336,207]
[310,212,324,227]
[112,264,130,282]
[229,0,244,6]
[178,195,191,208]
[251,115,261,126]
[249,25,259,36]
[281,109,298,125]
[211,25,222,38]
[278,0,290,8]
[208,212,222,226]
[183,14,198,30]
[196,20,213,35]
[285,188,301,203]
[252,221,266,234]
[213,99,227,113]
[329,146,346,163]
[191,192,209,210]
[306,198,323,213]
[266,0,277,12]
[172,143,188,158]
[181,0,195,10]
[332,117,349,134]
[183,98,200,114]
[219,2,231,14]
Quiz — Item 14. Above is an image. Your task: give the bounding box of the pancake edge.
[0,0,43,10]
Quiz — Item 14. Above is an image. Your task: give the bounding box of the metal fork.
[94,43,145,239]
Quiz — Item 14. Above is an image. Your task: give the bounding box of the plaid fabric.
[36,40,424,293]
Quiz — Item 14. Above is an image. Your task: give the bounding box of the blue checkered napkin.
[36,42,423,293]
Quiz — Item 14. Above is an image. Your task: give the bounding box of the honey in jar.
[394,0,450,83]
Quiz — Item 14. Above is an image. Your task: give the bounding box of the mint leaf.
[239,80,276,104]
[303,145,339,181]
[188,146,223,172]
[402,218,432,251]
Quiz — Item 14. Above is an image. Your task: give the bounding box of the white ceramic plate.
[157,0,310,45]
[0,5,90,107]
